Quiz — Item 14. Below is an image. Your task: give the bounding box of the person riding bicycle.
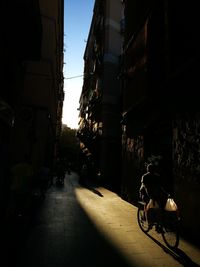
[140,163,168,207]
[139,163,168,229]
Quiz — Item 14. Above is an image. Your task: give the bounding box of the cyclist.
[139,163,168,230]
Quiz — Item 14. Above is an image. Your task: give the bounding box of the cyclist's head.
[147,163,156,173]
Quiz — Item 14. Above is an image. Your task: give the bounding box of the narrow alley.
[2,172,200,267]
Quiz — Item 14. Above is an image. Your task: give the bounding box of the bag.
[147,199,159,210]
[164,198,178,211]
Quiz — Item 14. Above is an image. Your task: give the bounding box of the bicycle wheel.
[161,213,180,249]
[137,206,150,233]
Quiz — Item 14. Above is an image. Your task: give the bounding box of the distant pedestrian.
[67,161,72,175]
[38,165,50,198]
[8,154,34,217]
[79,163,88,186]
[56,158,66,185]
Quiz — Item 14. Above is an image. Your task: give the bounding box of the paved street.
[2,172,200,267]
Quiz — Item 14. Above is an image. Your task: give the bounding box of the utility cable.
[65,75,83,80]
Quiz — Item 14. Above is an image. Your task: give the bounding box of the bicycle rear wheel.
[137,205,150,233]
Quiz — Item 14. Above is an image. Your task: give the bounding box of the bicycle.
[137,199,180,249]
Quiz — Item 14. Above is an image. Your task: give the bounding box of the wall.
[173,112,200,244]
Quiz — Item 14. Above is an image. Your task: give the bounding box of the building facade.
[0,0,64,215]
[78,0,123,191]
[120,0,200,243]
[79,0,200,243]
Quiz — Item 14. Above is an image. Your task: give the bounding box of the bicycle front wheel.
[161,214,180,249]
[137,206,150,233]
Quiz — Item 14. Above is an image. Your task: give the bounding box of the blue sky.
[62,0,95,129]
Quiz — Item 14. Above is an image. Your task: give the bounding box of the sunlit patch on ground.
[74,187,171,267]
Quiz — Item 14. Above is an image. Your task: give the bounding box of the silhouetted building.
[0,0,64,215]
[79,0,200,244]
[120,0,200,243]
[78,0,123,191]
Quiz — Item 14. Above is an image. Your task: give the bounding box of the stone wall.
[173,112,200,244]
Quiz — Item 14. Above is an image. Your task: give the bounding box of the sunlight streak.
[75,187,159,267]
